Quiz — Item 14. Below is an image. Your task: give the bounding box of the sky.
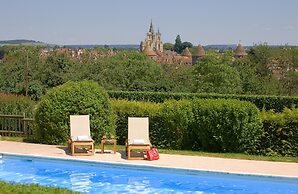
[1,0,298,46]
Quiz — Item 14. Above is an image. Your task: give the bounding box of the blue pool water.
[0,154,298,193]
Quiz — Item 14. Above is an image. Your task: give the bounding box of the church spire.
[157,27,161,35]
[149,20,154,34]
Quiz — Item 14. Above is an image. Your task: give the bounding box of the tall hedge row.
[190,99,262,153]
[111,100,161,145]
[158,100,194,150]
[0,93,34,116]
[111,99,263,153]
[108,90,298,112]
[259,108,298,157]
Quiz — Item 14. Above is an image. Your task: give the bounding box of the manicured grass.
[1,136,297,163]
[0,181,78,194]
[158,149,298,163]
[101,144,298,163]
[0,136,24,142]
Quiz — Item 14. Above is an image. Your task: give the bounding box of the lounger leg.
[113,142,116,154]
[101,141,104,154]
[68,139,71,153]
[91,144,94,155]
[72,143,75,156]
[128,148,130,160]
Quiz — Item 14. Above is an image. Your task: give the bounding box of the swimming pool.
[0,154,297,193]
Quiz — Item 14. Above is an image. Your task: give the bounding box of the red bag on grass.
[146,147,159,160]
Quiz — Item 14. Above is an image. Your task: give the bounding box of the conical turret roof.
[193,44,205,57]
[234,43,247,57]
[182,47,192,57]
[142,45,157,56]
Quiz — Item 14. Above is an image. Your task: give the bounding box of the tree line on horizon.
[0,44,297,100]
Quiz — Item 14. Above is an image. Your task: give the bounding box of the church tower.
[140,21,163,54]
[155,28,163,54]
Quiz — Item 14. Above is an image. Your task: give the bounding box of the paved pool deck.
[0,140,298,178]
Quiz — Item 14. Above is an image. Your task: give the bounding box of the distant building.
[38,47,117,61]
[140,22,196,65]
[267,59,298,79]
[142,45,157,57]
[140,21,163,54]
[192,44,205,64]
[140,22,250,65]
[234,43,247,58]
[181,47,192,64]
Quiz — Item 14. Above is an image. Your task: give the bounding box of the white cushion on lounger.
[77,135,91,141]
[133,139,145,144]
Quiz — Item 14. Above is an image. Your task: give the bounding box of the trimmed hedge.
[35,81,115,144]
[259,108,298,157]
[111,100,161,145]
[0,93,34,116]
[191,99,262,153]
[158,100,194,150]
[108,90,298,112]
[111,99,263,153]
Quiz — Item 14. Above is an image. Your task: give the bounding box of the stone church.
[140,22,246,65]
[140,21,163,54]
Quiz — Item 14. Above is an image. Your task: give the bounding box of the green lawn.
[1,136,297,163]
[158,149,298,163]
[0,136,25,142]
[0,181,78,194]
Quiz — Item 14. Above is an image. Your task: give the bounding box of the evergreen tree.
[173,35,182,53]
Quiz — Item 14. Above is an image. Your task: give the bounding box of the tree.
[161,63,195,92]
[181,41,193,51]
[248,44,272,76]
[163,43,174,51]
[40,52,74,88]
[0,48,4,60]
[280,71,298,96]
[173,35,183,53]
[232,58,263,94]
[193,56,242,94]
[82,51,165,91]
[0,46,36,95]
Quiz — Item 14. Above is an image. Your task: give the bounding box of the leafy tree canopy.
[193,56,242,94]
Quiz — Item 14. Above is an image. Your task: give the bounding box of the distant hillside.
[0,40,139,49]
[64,44,139,50]
[205,44,238,50]
[1,39,296,50]
[0,39,48,46]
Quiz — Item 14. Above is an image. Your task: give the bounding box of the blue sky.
[1,0,297,45]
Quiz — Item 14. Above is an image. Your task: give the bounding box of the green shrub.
[111,99,161,145]
[0,93,34,116]
[35,81,115,144]
[112,99,194,148]
[0,181,78,194]
[158,100,194,149]
[108,90,298,111]
[191,99,263,153]
[259,108,298,157]
[112,99,262,153]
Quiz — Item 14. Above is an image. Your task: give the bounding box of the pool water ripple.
[0,154,297,193]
